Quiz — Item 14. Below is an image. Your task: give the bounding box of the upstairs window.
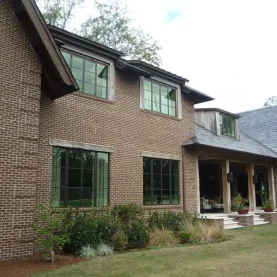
[143,79,177,117]
[221,114,235,137]
[62,51,108,99]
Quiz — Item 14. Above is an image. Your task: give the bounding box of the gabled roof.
[239,106,277,153]
[184,124,277,158]
[11,0,78,99]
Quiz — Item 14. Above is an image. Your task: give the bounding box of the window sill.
[51,207,108,213]
[141,109,181,121]
[73,91,115,104]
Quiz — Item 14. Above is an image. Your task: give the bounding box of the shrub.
[148,211,196,233]
[67,210,119,251]
[179,232,192,244]
[96,243,114,256]
[32,205,70,263]
[149,227,174,247]
[113,203,144,224]
[180,217,200,243]
[124,220,149,249]
[112,230,127,251]
[78,245,96,259]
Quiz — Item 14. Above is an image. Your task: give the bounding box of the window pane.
[153,102,160,112]
[143,174,151,190]
[161,105,169,114]
[52,187,65,208]
[153,83,159,94]
[85,71,95,84]
[67,188,81,207]
[68,149,82,168]
[83,169,93,188]
[76,80,83,91]
[161,94,168,105]
[162,160,170,174]
[96,188,108,207]
[153,190,162,205]
[72,56,83,69]
[62,51,70,65]
[53,148,66,168]
[68,169,81,188]
[153,93,160,103]
[162,175,170,190]
[97,64,108,87]
[143,190,152,205]
[85,60,96,73]
[97,153,109,170]
[83,151,95,169]
[171,174,179,191]
[96,86,107,99]
[144,100,151,110]
[162,190,171,205]
[161,86,168,96]
[169,89,176,103]
[144,80,151,91]
[97,153,109,190]
[82,188,93,207]
[72,67,83,81]
[84,82,95,95]
[172,190,179,204]
[169,107,175,116]
[153,159,161,174]
[144,90,151,101]
[153,174,161,190]
[143,157,151,173]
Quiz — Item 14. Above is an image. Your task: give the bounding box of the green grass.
[34,224,277,277]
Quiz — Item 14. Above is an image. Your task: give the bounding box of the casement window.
[62,51,108,99]
[51,147,109,208]
[143,157,179,205]
[143,79,177,117]
[221,114,235,137]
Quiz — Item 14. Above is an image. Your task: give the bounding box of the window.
[143,79,177,117]
[221,114,235,137]
[143,157,179,205]
[62,50,108,99]
[52,147,109,208]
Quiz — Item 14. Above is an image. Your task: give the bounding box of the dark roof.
[239,106,277,153]
[183,86,214,105]
[195,108,240,118]
[184,124,277,158]
[11,0,78,99]
[49,25,124,60]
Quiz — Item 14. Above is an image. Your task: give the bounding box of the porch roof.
[184,124,277,158]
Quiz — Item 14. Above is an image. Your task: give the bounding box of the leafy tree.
[36,0,84,29]
[79,0,162,66]
[263,96,277,108]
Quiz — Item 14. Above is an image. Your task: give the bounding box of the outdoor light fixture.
[253,174,258,184]
[227,172,234,183]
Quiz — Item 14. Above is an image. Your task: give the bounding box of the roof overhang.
[11,0,79,99]
[182,85,214,104]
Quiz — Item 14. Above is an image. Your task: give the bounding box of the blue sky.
[70,0,277,113]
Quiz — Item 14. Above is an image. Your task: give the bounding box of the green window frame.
[221,114,236,137]
[52,147,109,208]
[143,157,179,205]
[61,50,108,99]
[143,79,177,117]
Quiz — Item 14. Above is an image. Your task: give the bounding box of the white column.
[222,160,231,213]
[268,165,276,210]
[196,157,200,214]
[247,163,256,212]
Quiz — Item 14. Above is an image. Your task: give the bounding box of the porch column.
[247,163,256,212]
[267,165,276,210]
[222,160,231,213]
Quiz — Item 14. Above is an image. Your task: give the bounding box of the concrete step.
[225,224,244,230]
[223,217,243,230]
[254,221,270,226]
[253,214,270,226]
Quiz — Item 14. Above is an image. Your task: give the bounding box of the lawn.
[34,224,277,277]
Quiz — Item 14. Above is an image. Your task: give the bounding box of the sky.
[68,0,277,113]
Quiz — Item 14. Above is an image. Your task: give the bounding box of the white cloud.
[72,0,277,113]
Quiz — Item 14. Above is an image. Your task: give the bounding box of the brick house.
[1,0,277,260]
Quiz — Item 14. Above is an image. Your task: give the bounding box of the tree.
[263,96,277,108]
[36,0,84,29]
[79,0,162,66]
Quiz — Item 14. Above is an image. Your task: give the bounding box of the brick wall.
[37,70,196,213]
[0,1,42,260]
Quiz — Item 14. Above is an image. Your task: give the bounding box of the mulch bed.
[0,253,83,277]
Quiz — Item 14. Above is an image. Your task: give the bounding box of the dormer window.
[221,114,235,137]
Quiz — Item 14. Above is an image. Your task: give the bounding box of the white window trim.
[140,76,182,119]
[62,44,115,101]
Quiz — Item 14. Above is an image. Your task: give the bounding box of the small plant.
[113,203,144,224]
[231,193,249,213]
[32,205,69,264]
[124,220,149,249]
[264,198,274,212]
[78,245,96,259]
[179,232,192,244]
[95,243,114,257]
[112,230,127,251]
[180,217,200,243]
[149,227,174,247]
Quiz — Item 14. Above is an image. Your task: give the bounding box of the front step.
[223,217,244,230]
[253,214,269,226]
